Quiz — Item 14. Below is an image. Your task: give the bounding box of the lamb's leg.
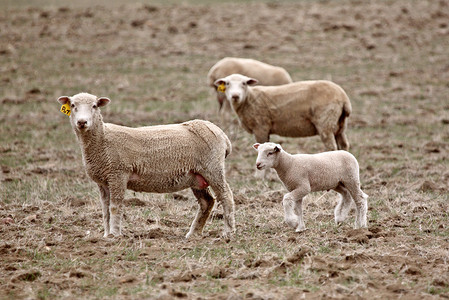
[293,196,307,232]
[345,183,368,229]
[283,193,299,229]
[108,177,126,237]
[333,184,353,224]
[186,188,215,239]
[98,184,110,237]
[210,179,235,238]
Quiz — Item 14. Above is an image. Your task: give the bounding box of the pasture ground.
[0,0,448,298]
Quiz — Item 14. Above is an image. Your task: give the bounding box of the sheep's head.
[58,93,110,133]
[214,74,258,109]
[253,142,282,170]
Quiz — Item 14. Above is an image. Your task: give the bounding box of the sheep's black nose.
[77,120,87,128]
[231,95,239,101]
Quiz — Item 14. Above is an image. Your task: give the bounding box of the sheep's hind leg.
[210,179,235,238]
[346,183,368,229]
[98,184,110,237]
[186,188,215,239]
[333,184,353,225]
[318,129,338,151]
[335,131,350,151]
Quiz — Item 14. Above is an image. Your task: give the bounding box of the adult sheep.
[57,93,235,239]
[214,74,352,151]
[207,57,292,114]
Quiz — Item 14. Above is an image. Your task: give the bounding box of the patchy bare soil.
[1,0,448,299]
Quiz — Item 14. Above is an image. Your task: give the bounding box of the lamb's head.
[214,74,258,109]
[253,142,282,170]
[58,93,110,133]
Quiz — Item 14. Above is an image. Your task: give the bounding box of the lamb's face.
[253,142,282,170]
[214,74,258,109]
[58,93,110,133]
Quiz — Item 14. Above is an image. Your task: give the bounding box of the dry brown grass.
[1,0,448,298]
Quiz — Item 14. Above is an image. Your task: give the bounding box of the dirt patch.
[1,0,448,298]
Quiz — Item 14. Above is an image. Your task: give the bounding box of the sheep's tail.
[337,98,352,133]
[224,132,232,158]
[206,121,232,158]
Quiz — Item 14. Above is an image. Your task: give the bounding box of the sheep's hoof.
[109,231,122,238]
[220,231,233,241]
[295,227,307,233]
[285,219,299,229]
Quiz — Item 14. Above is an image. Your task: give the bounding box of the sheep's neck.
[75,122,108,174]
[273,152,296,189]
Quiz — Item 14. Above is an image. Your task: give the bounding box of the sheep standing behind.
[207,58,292,117]
[57,93,235,239]
[214,74,352,152]
[253,142,368,232]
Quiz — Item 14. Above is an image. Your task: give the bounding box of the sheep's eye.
[225,82,229,86]
[70,104,75,108]
[92,104,97,109]
[242,82,247,86]
[267,152,274,156]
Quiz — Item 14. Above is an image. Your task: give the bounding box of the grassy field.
[1,0,448,298]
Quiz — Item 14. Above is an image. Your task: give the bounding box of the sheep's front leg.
[186,188,215,239]
[283,193,299,229]
[98,184,111,237]
[108,176,126,237]
[293,196,306,232]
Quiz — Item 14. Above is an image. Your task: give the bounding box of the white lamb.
[214,74,352,151]
[57,93,235,239]
[207,57,292,115]
[253,142,368,232]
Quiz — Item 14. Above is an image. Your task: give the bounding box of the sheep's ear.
[253,143,260,150]
[97,97,111,107]
[58,96,70,105]
[214,79,226,87]
[246,78,258,86]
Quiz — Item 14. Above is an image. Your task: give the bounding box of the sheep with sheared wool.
[58,92,235,239]
[214,74,352,153]
[207,57,292,117]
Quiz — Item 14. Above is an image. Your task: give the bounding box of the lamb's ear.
[253,143,260,150]
[214,78,226,87]
[246,78,258,86]
[97,97,111,107]
[58,96,70,105]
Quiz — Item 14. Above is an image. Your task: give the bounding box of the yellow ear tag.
[217,83,226,93]
[60,103,71,116]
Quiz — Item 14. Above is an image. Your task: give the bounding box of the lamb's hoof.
[220,231,233,242]
[335,219,345,226]
[109,231,122,238]
[285,219,299,229]
[295,227,307,233]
